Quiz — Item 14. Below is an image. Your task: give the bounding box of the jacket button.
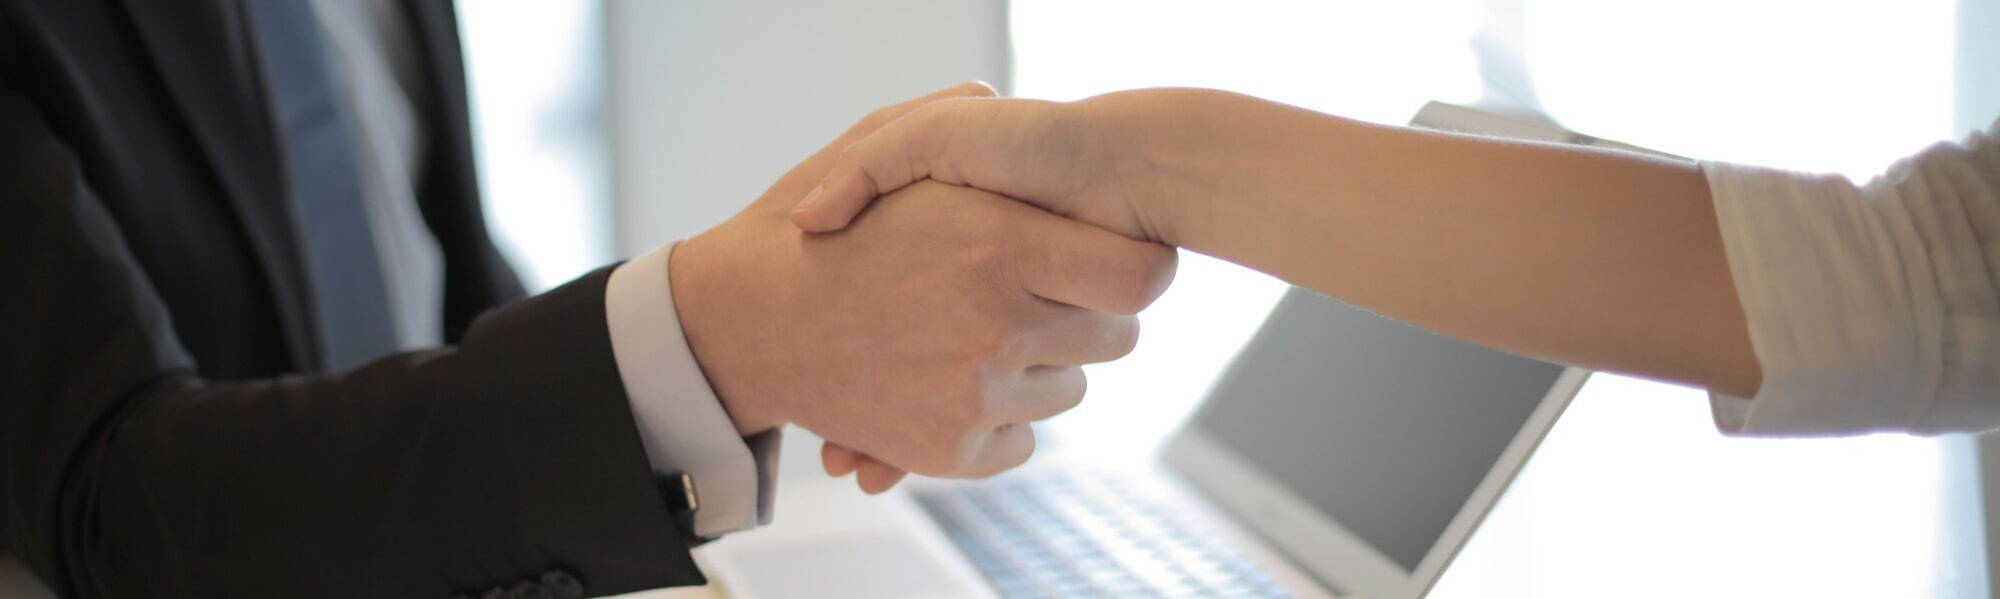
[541,570,584,599]
[508,581,553,599]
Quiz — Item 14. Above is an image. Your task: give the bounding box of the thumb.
[789,104,952,233]
[791,97,1075,233]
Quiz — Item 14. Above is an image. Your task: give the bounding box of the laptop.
[695,103,1607,599]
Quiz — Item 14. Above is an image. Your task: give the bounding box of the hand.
[682,81,996,492]
[785,87,1768,411]
[786,89,1206,244]
[783,89,1204,492]
[671,90,1178,488]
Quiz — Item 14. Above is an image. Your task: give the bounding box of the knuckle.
[949,213,1006,255]
[910,451,959,478]
[1103,266,1155,315]
[955,80,998,97]
[913,426,975,476]
[945,375,1003,433]
[1013,429,1038,465]
[970,241,1010,279]
[825,145,857,173]
[979,217,1026,251]
[913,101,966,138]
[1103,317,1142,360]
[964,381,1000,426]
[966,249,1021,308]
[861,104,901,129]
[889,101,938,132]
[1148,244,1180,287]
[941,429,990,477]
[1116,246,1178,314]
[979,425,1035,477]
[1057,370,1088,412]
[843,115,887,141]
[955,319,1009,363]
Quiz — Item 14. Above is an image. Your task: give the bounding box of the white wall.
[1958,0,2000,593]
[603,0,1010,257]
[459,0,610,291]
[1958,0,2000,134]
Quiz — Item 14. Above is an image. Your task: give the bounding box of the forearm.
[1115,89,1760,396]
[65,271,703,597]
[3,75,707,593]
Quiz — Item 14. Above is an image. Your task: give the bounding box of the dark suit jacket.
[0,1,706,596]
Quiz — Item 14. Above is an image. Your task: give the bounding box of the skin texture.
[793,88,1763,466]
[669,84,1176,489]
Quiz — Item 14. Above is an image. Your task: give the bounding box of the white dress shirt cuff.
[605,242,779,537]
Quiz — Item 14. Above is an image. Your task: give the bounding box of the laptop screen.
[1188,288,1565,572]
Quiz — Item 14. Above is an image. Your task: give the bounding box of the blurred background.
[455,1,1995,597]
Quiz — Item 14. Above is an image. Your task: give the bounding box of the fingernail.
[794,184,825,213]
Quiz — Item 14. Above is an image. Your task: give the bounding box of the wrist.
[1072,88,1229,247]
[668,231,790,436]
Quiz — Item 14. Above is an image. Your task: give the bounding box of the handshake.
[665,82,1179,493]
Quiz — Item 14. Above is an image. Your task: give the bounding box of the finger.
[791,150,905,233]
[854,457,910,495]
[792,107,954,232]
[837,80,997,143]
[792,98,1062,233]
[957,423,1037,479]
[779,82,998,210]
[986,365,1089,426]
[911,79,998,104]
[1015,304,1142,368]
[1012,214,1179,315]
[822,442,863,477]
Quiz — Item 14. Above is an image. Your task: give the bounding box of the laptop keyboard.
[911,468,1292,598]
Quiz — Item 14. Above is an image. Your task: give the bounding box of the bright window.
[1015,1,1963,596]
[457,0,611,292]
[1020,0,1487,459]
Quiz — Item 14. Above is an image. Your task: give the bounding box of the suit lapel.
[114,0,321,370]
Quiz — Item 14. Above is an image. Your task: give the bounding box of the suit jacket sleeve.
[0,75,705,599]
